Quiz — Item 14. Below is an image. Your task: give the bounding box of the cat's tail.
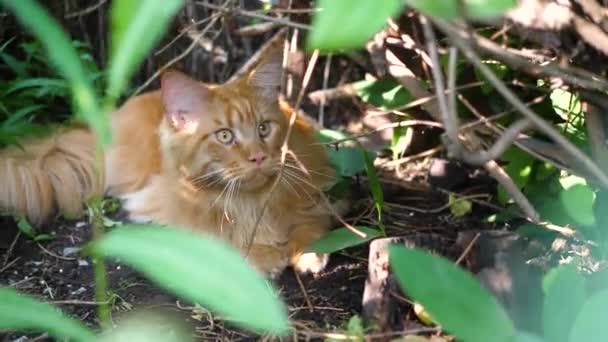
[0,127,102,226]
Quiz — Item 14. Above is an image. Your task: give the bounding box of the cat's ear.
[247,45,284,99]
[161,70,209,133]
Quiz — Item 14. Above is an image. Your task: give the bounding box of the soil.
[0,163,501,342]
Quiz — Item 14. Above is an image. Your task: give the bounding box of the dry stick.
[443,21,608,91]
[385,194,490,214]
[196,1,311,30]
[457,94,554,162]
[385,146,444,168]
[294,271,314,312]
[318,53,332,127]
[0,257,20,274]
[433,18,608,189]
[133,12,221,95]
[455,232,480,265]
[320,120,443,147]
[392,81,485,112]
[154,15,217,56]
[584,101,608,174]
[64,0,107,18]
[420,18,539,221]
[456,97,541,221]
[424,21,535,166]
[327,95,542,154]
[2,230,20,267]
[36,243,76,261]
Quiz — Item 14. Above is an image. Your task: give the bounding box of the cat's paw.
[292,252,329,275]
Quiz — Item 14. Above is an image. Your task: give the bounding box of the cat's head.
[158,45,288,192]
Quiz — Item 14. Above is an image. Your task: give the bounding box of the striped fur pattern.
[0,127,101,226]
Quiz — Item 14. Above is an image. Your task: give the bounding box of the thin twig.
[293,271,314,312]
[36,243,76,261]
[2,230,20,267]
[64,0,107,18]
[196,1,311,30]
[434,18,608,189]
[320,120,443,147]
[455,232,480,265]
[385,194,490,214]
[0,257,20,274]
[385,146,443,167]
[435,20,608,91]
[133,12,221,95]
[319,54,332,127]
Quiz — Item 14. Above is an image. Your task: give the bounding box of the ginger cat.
[0,46,335,276]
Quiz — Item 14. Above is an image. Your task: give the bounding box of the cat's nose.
[248,152,268,166]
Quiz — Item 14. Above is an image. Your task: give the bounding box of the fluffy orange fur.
[0,47,335,275]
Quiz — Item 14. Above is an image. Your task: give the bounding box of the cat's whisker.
[282,169,316,202]
[283,168,324,193]
[284,162,335,179]
[279,175,301,198]
[212,178,233,208]
[191,168,228,183]
[223,179,235,217]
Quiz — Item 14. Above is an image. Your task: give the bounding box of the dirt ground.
[0,160,501,341]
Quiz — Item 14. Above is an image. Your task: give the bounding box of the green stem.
[91,202,110,328]
[91,144,110,329]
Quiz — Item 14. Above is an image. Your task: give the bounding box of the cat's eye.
[215,129,234,144]
[258,121,272,138]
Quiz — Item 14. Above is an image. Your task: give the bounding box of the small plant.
[0,39,102,147]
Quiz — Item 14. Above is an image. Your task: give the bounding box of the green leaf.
[390,246,516,342]
[16,216,36,238]
[307,0,403,51]
[107,0,184,100]
[498,147,533,204]
[569,288,608,341]
[316,128,350,143]
[404,0,516,19]
[543,265,586,342]
[346,315,365,338]
[474,60,509,94]
[88,225,288,335]
[0,288,95,341]
[354,79,412,110]
[307,226,383,253]
[391,126,413,160]
[363,150,384,209]
[363,150,386,235]
[328,147,368,177]
[515,332,545,342]
[448,193,473,217]
[4,77,67,95]
[3,104,45,127]
[551,88,582,120]
[0,0,110,145]
[559,183,596,226]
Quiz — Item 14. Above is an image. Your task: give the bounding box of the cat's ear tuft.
[247,44,284,99]
[161,70,209,133]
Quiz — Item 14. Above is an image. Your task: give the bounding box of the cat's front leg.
[246,244,289,278]
[287,223,329,275]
